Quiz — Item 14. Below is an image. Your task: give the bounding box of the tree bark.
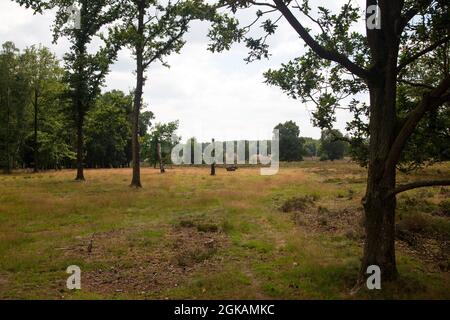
[361,170,398,281]
[356,0,407,284]
[360,49,400,283]
[130,0,145,188]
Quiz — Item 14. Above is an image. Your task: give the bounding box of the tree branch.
[292,1,326,35]
[143,24,188,69]
[397,0,433,35]
[397,79,436,90]
[272,0,369,80]
[398,36,450,72]
[388,179,450,197]
[384,75,450,176]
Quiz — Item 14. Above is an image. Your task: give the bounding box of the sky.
[0,0,368,142]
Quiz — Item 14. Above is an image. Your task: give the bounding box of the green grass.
[0,162,449,300]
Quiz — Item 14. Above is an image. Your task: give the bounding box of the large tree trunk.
[33,89,39,173]
[361,165,398,281]
[75,109,85,181]
[358,1,404,283]
[360,49,400,282]
[130,1,145,188]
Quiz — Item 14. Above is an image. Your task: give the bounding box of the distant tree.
[139,111,154,137]
[0,42,74,172]
[84,91,132,168]
[319,129,347,161]
[21,45,63,172]
[0,42,27,173]
[143,121,179,169]
[303,137,320,158]
[275,121,304,161]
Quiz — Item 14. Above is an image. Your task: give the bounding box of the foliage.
[0,42,27,173]
[142,121,180,165]
[208,0,450,170]
[319,129,348,161]
[302,137,320,158]
[0,42,74,172]
[274,121,304,162]
[85,91,133,168]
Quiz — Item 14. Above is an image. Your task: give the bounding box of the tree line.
[0,42,158,171]
[276,121,350,162]
[0,40,348,174]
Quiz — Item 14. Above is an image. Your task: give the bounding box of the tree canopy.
[275,121,304,162]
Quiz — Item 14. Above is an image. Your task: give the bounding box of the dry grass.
[0,161,449,299]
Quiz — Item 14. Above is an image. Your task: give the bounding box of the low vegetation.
[0,161,448,299]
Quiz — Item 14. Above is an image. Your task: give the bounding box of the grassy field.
[0,161,449,300]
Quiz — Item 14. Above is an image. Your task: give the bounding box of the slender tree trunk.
[33,89,39,173]
[211,138,216,176]
[73,38,88,181]
[4,87,11,174]
[75,109,85,181]
[154,140,158,169]
[130,0,145,188]
[157,142,165,173]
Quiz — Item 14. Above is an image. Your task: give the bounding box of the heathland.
[0,161,449,299]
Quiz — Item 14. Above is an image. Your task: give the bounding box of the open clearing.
[0,161,449,299]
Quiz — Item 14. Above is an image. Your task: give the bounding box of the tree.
[84,91,133,168]
[303,137,319,158]
[22,45,62,172]
[0,42,26,173]
[16,0,123,180]
[275,121,304,161]
[113,0,214,187]
[210,0,450,283]
[142,120,179,169]
[61,1,122,180]
[319,129,347,161]
[0,42,74,172]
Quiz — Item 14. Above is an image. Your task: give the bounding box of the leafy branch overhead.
[209,0,450,171]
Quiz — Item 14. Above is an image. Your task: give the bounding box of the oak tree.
[209,0,450,283]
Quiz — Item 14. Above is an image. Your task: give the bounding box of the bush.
[280,196,316,213]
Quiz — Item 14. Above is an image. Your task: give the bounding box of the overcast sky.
[0,0,367,142]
